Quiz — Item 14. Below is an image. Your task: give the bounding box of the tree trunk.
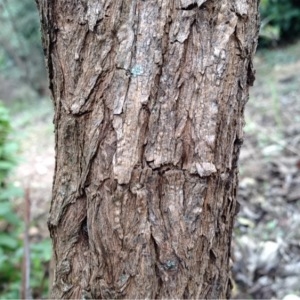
[36,1,259,298]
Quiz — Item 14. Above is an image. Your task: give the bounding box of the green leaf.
[0,161,15,170]
[0,186,23,200]
[0,201,12,216]
[0,212,21,226]
[0,233,19,249]
[31,239,52,262]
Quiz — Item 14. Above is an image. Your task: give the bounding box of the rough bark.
[36,0,259,299]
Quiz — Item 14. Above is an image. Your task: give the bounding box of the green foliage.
[0,101,17,183]
[30,239,52,297]
[260,0,300,46]
[0,101,22,298]
[0,101,51,299]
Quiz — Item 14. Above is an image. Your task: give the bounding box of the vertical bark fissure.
[36,0,259,298]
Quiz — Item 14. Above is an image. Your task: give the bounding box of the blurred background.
[0,0,300,298]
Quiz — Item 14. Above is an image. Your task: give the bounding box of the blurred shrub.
[0,101,22,298]
[0,101,51,299]
[0,0,47,95]
[260,0,300,46]
[0,101,18,183]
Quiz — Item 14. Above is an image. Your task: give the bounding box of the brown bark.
[36,1,259,299]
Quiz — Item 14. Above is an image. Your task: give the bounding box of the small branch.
[21,186,32,300]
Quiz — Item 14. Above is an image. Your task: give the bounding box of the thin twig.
[21,186,32,300]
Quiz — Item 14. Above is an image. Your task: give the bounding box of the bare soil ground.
[233,42,300,299]
[10,100,54,239]
[10,41,300,299]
